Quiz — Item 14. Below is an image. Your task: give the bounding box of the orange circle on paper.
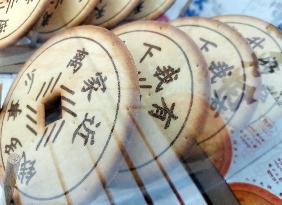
[230,182,282,205]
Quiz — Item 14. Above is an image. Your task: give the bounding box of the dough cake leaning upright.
[0,25,139,204]
[0,0,49,48]
[33,0,99,40]
[214,15,282,204]
[112,20,210,186]
[171,17,261,176]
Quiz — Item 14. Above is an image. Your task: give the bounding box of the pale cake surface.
[0,25,139,204]
[0,0,49,48]
[214,15,282,124]
[172,17,260,143]
[113,21,209,181]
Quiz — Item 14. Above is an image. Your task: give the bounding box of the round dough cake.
[127,0,175,21]
[33,0,99,39]
[171,17,260,176]
[0,25,139,204]
[0,0,49,49]
[171,17,260,142]
[214,15,282,124]
[230,183,282,205]
[113,21,209,183]
[85,0,140,28]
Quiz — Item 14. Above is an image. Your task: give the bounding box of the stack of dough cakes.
[0,0,184,73]
[0,0,181,48]
[0,1,282,204]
